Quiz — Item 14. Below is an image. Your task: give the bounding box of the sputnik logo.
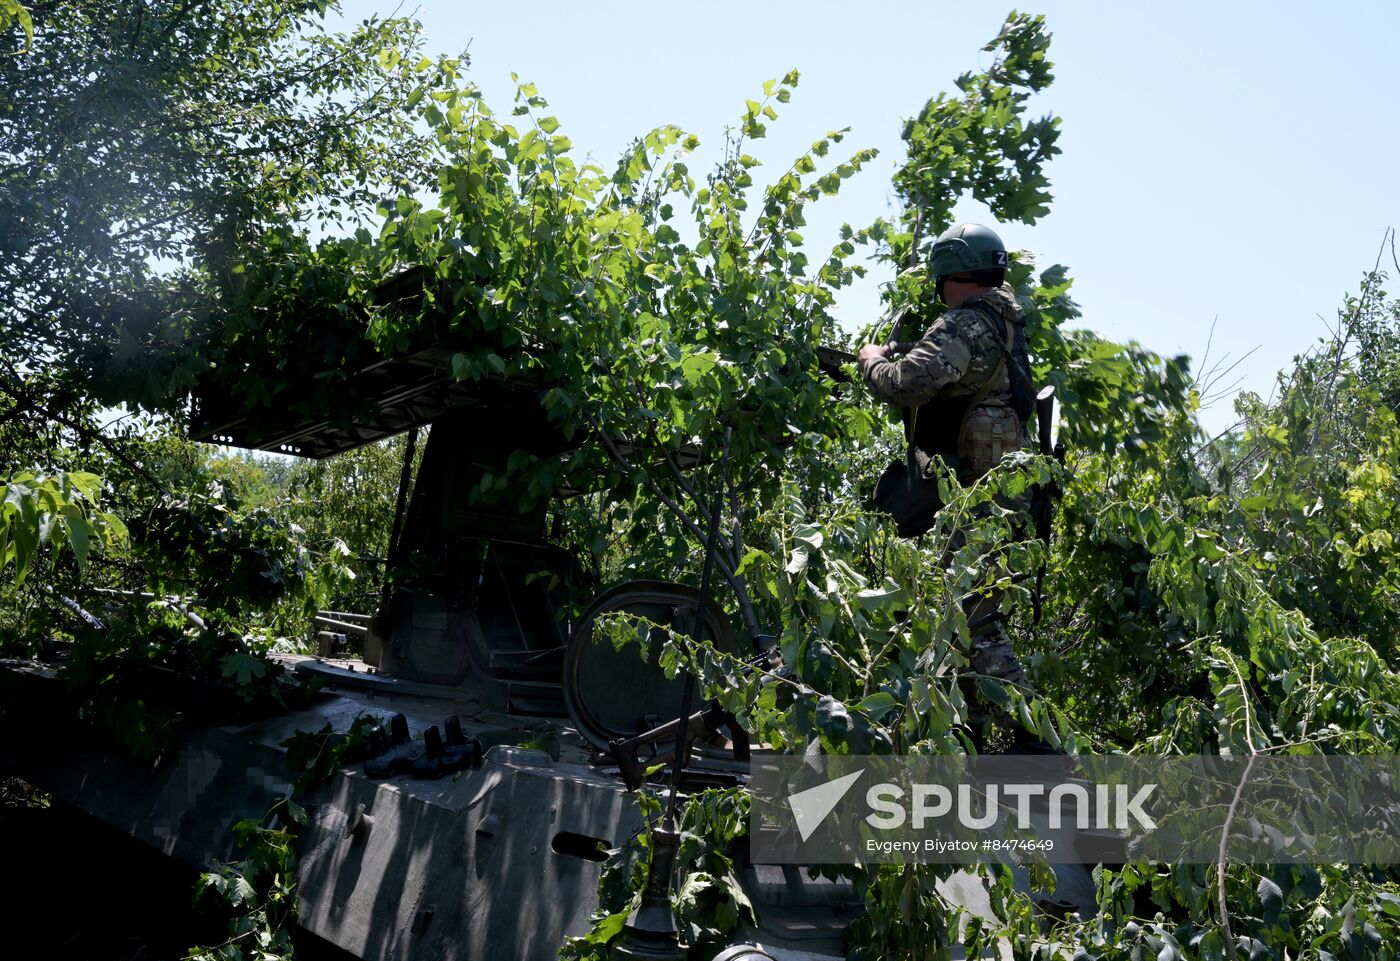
[787,769,865,841]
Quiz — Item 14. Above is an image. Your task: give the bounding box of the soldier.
[858,222,1046,752]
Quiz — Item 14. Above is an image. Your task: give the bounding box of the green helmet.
[929,223,1008,277]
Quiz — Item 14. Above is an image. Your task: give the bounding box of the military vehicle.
[1,265,864,960]
[2,268,1094,960]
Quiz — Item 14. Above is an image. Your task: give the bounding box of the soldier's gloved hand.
[858,343,892,365]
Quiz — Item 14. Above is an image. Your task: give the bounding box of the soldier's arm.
[860,313,974,407]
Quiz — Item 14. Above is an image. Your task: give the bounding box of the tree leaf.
[222,653,268,687]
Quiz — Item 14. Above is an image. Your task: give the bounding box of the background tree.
[0,0,450,417]
[0,0,452,750]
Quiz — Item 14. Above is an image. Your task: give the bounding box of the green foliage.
[1017,261,1195,460]
[1032,267,1400,759]
[277,431,422,600]
[0,416,344,758]
[0,470,126,585]
[9,2,1400,958]
[928,270,1400,957]
[143,485,311,614]
[56,605,314,759]
[152,11,1218,957]
[133,471,356,637]
[280,714,382,795]
[187,803,304,961]
[186,715,382,961]
[572,457,1069,958]
[0,0,437,683]
[891,10,1059,252]
[1,0,453,412]
[181,59,896,646]
[548,14,1400,961]
[0,400,359,646]
[0,0,31,47]
[561,788,756,961]
[581,280,1400,960]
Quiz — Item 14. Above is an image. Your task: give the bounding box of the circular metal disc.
[562,580,738,751]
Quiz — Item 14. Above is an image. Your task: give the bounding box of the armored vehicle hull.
[3,655,864,961]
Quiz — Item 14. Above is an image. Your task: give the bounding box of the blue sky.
[335,1,1399,435]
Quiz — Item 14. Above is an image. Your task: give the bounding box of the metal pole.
[664,426,732,825]
[613,427,733,961]
[386,426,420,568]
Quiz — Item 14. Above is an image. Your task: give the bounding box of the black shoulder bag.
[872,405,949,538]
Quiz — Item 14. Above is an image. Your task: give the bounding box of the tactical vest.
[907,299,1035,474]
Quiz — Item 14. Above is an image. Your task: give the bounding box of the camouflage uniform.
[861,282,1034,742]
[860,282,1028,481]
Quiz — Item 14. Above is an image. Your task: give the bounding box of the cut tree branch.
[590,416,762,636]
